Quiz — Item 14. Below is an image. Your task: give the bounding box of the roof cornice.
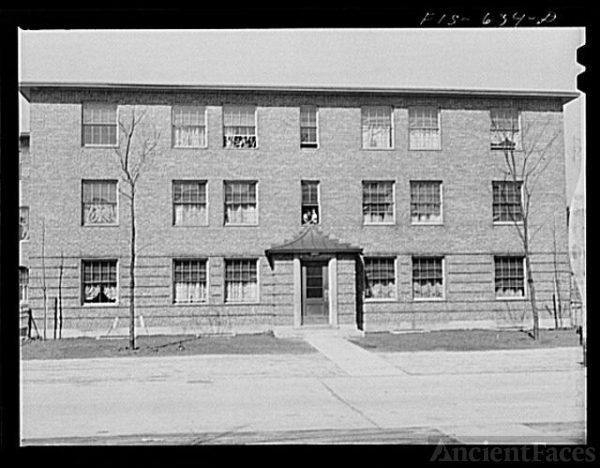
[19,81,580,104]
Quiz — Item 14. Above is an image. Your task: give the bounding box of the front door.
[301,260,329,325]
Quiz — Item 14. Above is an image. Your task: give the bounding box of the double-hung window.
[492,181,523,223]
[19,267,29,303]
[82,103,117,146]
[19,206,30,241]
[409,106,441,150]
[173,181,207,226]
[494,256,526,298]
[300,106,318,148]
[224,181,257,225]
[82,260,118,304]
[362,106,392,149]
[82,180,118,225]
[412,257,444,300]
[410,181,442,224]
[364,257,396,300]
[173,259,207,303]
[362,181,394,224]
[225,259,258,303]
[491,108,521,151]
[223,105,257,148]
[172,106,207,148]
[301,181,320,225]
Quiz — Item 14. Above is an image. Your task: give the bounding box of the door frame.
[293,255,338,328]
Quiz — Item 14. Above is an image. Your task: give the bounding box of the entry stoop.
[273,325,365,339]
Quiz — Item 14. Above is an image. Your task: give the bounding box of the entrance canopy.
[265,225,362,259]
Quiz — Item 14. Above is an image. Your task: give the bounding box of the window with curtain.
[225,259,258,302]
[492,181,523,223]
[494,256,525,298]
[82,103,117,146]
[173,259,207,303]
[19,267,29,303]
[173,181,207,226]
[491,108,521,150]
[410,181,442,224]
[412,257,444,300]
[223,105,257,148]
[224,181,257,225]
[362,106,392,149]
[409,106,441,150]
[82,260,117,304]
[362,181,394,224]
[19,206,30,241]
[172,106,207,148]
[82,180,118,225]
[301,180,320,225]
[365,257,396,300]
[300,105,318,148]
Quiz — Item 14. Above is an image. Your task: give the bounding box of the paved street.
[21,338,586,445]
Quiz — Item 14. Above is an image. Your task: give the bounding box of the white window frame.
[408,106,441,151]
[361,106,394,150]
[224,258,260,304]
[172,105,208,149]
[19,267,29,303]
[81,180,119,227]
[19,206,30,241]
[222,105,258,149]
[362,181,396,225]
[172,180,209,226]
[412,256,446,302]
[490,108,522,151]
[82,103,119,148]
[494,256,527,300]
[300,105,319,149]
[81,259,119,306]
[301,180,321,225]
[492,180,524,225]
[172,258,209,305]
[410,181,444,225]
[223,180,259,226]
[364,256,397,302]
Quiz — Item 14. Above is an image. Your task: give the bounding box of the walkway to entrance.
[303,334,406,377]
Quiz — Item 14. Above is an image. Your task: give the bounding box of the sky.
[18,28,585,199]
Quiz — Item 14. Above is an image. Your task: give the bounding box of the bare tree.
[114,106,160,350]
[494,114,560,340]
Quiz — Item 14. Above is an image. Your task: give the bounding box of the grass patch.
[349,328,581,353]
[20,332,316,361]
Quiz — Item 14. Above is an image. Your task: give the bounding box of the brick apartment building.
[18,82,578,337]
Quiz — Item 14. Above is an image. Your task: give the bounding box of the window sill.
[411,221,444,226]
[413,297,446,302]
[493,221,524,226]
[83,144,118,149]
[365,298,397,303]
[363,222,396,226]
[82,302,119,307]
[173,301,209,306]
[224,223,259,227]
[224,301,259,305]
[361,147,395,151]
[495,296,527,301]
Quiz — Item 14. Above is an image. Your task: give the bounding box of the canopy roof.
[265,225,362,257]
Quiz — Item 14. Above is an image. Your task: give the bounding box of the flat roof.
[19,81,580,104]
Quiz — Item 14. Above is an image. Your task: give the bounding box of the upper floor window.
[409,106,441,150]
[410,181,443,224]
[19,206,30,241]
[223,105,257,148]
[494,256,525,299]
[82,103,117,146]
[301,180,320,225]
[364,257,396,300]
[492,181,523,223]
[490,108,521,151]
[173,181,207,226]
[224,181,257,225]
[362,181,394,224]
[300,105,318,148]
[173,259,208,304]
[362,106,392,149]
[82,259,117,304]
[82,180,118,225]
[172,106,207,148]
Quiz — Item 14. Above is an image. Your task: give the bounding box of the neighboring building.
[18,82,578,337]
[19,132,30,308]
